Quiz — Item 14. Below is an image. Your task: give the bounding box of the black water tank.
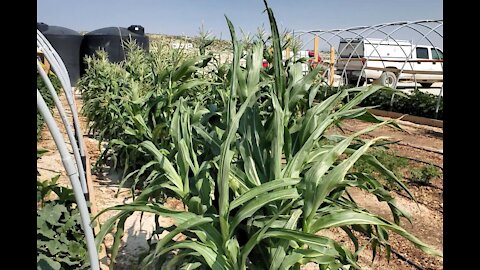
[80,25,149,75]
[38,23,83,86]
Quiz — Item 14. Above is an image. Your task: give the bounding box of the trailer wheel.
[420,83,433,88]
[380,71,398,88]
[348,78,366,87]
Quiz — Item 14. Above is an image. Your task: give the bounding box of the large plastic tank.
[80,25,149,75]
[37,22,83,86]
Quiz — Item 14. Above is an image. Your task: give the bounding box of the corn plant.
[197,24,216,56]
[78,39,216,185]
[94,1,441,269]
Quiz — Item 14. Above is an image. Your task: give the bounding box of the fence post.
[313,35,319,63]
[329,46,335,86]
[292,30,296,62]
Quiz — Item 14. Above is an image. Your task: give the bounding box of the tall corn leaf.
[270,94,284,180]
[246,42,264,94]
[152,241,230,270]
[269,209,303,270]
[305,136,387,230]
[229,188,299,236]
[263,0,286,106]
[140,217,213,268]
[310,209,442,257]
[229,178,300,210]
[139,141,184,196]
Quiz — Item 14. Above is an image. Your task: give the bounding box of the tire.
[379,71,398,88]
[346,77,366,87]
[420,83,433,88]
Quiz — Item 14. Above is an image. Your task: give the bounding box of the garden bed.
[37,7,443,266]
[37,92,443,269]
[367,108,443,128]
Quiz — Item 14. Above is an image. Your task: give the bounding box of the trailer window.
[416,47,429,59]
[431,48,443,60]
[339,41,363,58]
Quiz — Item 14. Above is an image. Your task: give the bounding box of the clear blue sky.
[37,0,442,48]
[37,0,442,35]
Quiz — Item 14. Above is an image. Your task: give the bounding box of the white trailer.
[335,38,443,88]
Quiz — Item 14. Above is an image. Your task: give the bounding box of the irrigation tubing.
[37,90,100,270]
[390,248,427,270]
[37,60,89,194]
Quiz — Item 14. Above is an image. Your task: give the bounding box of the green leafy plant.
[352,148,409,191]
[360,89,443,119]
[93,1,441,269]
[410,165,440,186]
[37,176,90,270]
[315,85,443,120]
[197,24,216,56]
[353,148,408,176]
[78,39,216,187]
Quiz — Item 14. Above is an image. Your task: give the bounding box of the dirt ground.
[37,92,443,270]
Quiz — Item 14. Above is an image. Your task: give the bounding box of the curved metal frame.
[37,32,100,269]
[37,60,88,194]
[37,30,86,157]
[292,19,443,118]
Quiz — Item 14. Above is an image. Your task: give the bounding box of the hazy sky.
[37,0,443,49]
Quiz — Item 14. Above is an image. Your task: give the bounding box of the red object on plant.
[307,51,321,62]
[262,60,269,68]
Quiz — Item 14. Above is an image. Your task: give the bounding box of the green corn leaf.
[151,241,230,270]
[270,93,284,181]
[140,217,213,268]
[310,209,442,257]
[109,214,128,270]
[278,252,304,270]
[270,209,303,270]
[229,178,300,211]
[305,137,387,230]
[229,188,299,236]
[173,79,210,101]
[139,141,184,196]
[246,42,264,94]
[239,201,295,270]
[263,0,286,106]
